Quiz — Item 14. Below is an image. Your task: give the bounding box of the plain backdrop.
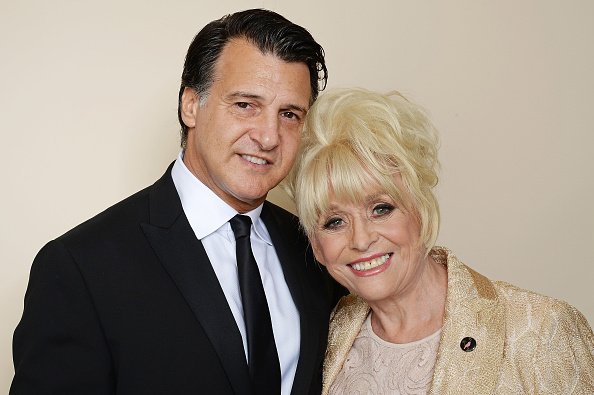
[1,0,593,390]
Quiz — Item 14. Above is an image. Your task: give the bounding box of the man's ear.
[180,87,199,128]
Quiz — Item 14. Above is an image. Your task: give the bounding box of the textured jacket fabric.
[323,247,594,394]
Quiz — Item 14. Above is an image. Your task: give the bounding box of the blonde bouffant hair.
[284,87,441,250]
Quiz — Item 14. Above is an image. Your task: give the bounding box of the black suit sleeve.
[11,240,114,394]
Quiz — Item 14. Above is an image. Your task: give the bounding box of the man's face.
[181,38,312,213]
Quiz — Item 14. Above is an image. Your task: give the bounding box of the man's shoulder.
[62,185,151,237]
[57,165,175,246]
[262,200,298,223]
[261,200,302,232]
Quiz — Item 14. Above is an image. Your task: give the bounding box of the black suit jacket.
[11,164,337,394]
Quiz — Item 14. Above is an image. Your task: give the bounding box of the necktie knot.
[230,215,252,240]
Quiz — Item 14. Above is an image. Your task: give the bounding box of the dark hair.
[177,8,328,147]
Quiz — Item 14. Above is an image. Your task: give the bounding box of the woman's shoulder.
[439,246,593,343]
[491,281,594,390]
[493,280,593,337]
[439,248,594,390]
[437,246,590,327]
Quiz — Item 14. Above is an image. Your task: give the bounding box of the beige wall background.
[1,0,592,389]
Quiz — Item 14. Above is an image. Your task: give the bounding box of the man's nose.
[251,112,280,151]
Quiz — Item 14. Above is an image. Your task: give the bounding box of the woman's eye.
[372,203,394,217]
[322,217,344,230]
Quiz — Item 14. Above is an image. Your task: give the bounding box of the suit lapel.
[261,203,320,394]
[141,165,251,395]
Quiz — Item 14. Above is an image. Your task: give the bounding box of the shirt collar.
[171,151,272,245]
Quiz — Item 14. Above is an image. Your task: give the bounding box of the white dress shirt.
[171,152,300,395]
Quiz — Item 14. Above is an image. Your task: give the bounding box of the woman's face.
[311,177,427,304]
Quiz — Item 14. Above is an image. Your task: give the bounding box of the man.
[11,9,338,395]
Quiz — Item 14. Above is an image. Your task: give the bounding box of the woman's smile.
[349,253,393,276]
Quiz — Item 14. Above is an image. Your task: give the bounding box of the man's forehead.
[213,44,311,107]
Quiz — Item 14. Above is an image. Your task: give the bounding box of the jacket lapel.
[322,295,370,395]
[430,248,505,394]
[260,203,319,395]
[141,165,251,395]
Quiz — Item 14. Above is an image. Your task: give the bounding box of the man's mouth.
[349,253,392,271]
[242,154,269,165]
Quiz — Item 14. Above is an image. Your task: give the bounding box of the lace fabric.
[329,314,441,395]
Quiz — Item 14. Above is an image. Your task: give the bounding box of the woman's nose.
[349,218,378,251]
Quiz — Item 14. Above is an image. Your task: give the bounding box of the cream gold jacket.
[323,247,594,394]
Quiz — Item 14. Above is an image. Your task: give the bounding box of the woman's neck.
[368,255,448,344]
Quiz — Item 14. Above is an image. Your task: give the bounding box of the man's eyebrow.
[225,91,308,114]
[225,91,262,101]
[283,103,308,114]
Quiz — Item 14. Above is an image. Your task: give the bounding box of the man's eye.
[323,217,344,230]
[236,102,250,109]
[372,204,394,217]
[281,111,299,120]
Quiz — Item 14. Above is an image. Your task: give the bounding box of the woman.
[284,88,594,394]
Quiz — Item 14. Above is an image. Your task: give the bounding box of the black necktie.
[229,215,281,394]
